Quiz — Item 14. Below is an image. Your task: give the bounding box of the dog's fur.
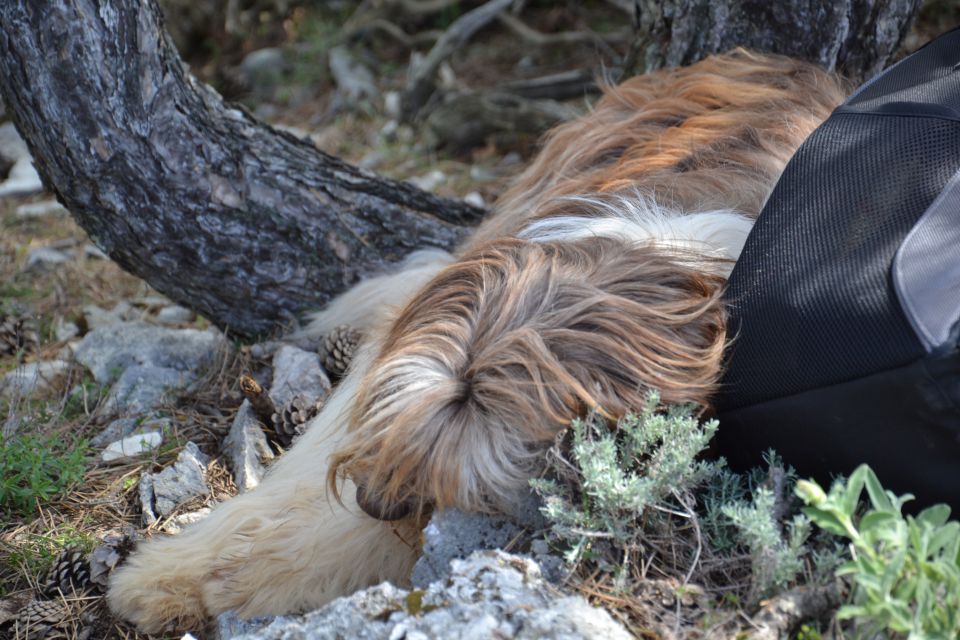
[107,51,846,632]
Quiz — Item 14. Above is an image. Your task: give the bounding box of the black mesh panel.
[720,113,960,409]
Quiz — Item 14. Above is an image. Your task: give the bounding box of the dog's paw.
[106,537,210,633]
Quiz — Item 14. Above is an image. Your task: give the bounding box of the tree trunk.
[0,0,484,338]
[627,0,921,81]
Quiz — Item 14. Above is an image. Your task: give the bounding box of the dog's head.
[329,237,726,520]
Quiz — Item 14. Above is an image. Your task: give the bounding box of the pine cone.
[41,546,91,597]
[88,529,138,589]
[0,311,39,358]
[321,325,362,378]
[13,599,69,640]
[270,395,323,447]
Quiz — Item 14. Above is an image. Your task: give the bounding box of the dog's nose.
[355,482,414,521]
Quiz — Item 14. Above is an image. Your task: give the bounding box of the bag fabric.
[717,30,960,508]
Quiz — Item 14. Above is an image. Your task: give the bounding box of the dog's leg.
[297,248,454,338]
[107,347,420,632]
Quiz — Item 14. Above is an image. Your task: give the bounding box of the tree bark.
[626,0,921,82]
[0,0,484,338]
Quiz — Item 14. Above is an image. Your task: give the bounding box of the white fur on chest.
[517,192,754,276]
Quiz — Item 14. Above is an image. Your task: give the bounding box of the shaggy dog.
[108,51,845,632]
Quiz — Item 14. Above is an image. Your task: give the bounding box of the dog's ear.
[329,238,728,514]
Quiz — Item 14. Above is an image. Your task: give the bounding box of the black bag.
[717,30,960,508]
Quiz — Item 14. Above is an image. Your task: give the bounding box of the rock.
[464,191,485,208]
[384,91,401,119]
[15,199,67,218]
[412,509,523,588]
[24,246,72,271]
[139,441,210,526]
[328,45,378,106]
[0,157,43,197]
[54,319,80,342]
[222,400,275,492]
[154,305,196,326]
[74,321,226,384]
[358,151,385,171]
[230,551,631,640]
[0,121,30,164]
[161,507,211,534]
[0,360,71,399]
[81,302,141,331]
[132,295,171,310]
[469,165,498,182]
[218,611,281,640]
[100,430,163,462]
[407,170,446,193]
[82,244,108,260]
[92,416,171,447]
[412,491,549,587]
[101,364,190,415]
[238,48,287,99]
[269,345,330,408]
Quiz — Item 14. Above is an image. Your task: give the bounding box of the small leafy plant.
[797,465,960,639]
[531,392,815,609]
[0,432,89,517]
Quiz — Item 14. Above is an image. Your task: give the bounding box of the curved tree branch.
[0,0,484,338]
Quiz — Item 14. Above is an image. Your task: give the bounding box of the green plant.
[797,465,960,638]
[0,432,89,517]
[531,392,722,568]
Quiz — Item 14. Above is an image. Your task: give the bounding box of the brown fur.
[107,50,847,632]
[332,50,846,516]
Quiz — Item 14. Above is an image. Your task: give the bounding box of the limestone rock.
[101,364,188,415]
[229,551,631,640]
[269,345,330,409]
[92,416,171,447]
[24,246,72,271]
[0,360,71,399]
[0,157,43,197]
[154,305,196,325]
[139,441,210,525]
[222,400,275,492]
[15,199,67,218]
[74,320,226,383]
[100,430,163,462]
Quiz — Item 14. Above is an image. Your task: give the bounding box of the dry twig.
[400,0,515,122]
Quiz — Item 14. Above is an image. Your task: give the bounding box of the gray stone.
[407,170,446,193]
[218,611,283,640]
[464,191,485,208]
[92,416,171,446]
[81,302,141,331]
[74,320,226,384]
[238,48,287,98]
[412,509,522,588]
[100,430,163,462]
[222,400,275,492]
[15,199,67,218]
[269,345,330,408]
[0,121,30,164]
[0,157,43,197]
[328,45,378,105]
[54,318,80,342]
[25,246,72,271]
[0,360,71,399]
[412,491,549,587]
[155,305,196,325]
[230,552,630,640]
[101,364,189,415]
[83,243,108,260]
[139,441,210,525]
[162,507,211,534]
